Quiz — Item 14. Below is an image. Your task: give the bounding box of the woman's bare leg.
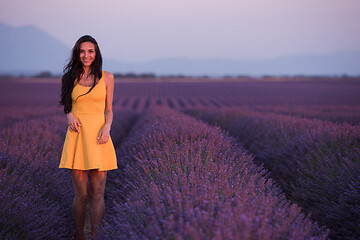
[89,169,107,237]
[71,170,89,240]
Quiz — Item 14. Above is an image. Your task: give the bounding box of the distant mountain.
[1,22,359,76]
[105,51,360,77]
[0,23,70,75]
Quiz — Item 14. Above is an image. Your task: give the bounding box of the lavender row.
[99,106,328,239]
[2,79,360,124]
[0,115,73,239]
[112,79,360,124]
[0,110,138,239]
[185,108,360,239]
[108,109,138,148]
[241,104,360,125]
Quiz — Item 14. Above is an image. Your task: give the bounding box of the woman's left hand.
[97,125,110,144]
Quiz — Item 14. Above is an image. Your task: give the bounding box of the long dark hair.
[59,35,103,114]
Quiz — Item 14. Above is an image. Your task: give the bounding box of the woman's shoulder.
[102,71,114,86]
[102,70,113,78]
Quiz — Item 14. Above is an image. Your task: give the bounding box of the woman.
[59,35,117,239]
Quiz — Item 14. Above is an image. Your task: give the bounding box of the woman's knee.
[90,185,105,202]
[89,170,107,201]
[71,170,89,202]
[75,189,89,202]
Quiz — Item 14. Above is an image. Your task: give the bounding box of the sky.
[1,0,360,62]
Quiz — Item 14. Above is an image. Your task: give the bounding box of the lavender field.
[1,76,360,239]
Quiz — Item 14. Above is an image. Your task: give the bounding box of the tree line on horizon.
[0,70,358,80]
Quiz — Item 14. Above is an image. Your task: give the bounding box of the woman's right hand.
[66,112,81,133]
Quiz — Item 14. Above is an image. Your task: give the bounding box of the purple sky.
[1,0,359,62]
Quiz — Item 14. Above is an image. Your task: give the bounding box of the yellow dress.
[59,73,117,171]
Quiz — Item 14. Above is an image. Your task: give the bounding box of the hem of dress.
[59,166,118,171]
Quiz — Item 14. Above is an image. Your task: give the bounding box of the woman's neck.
[83,67,91,76]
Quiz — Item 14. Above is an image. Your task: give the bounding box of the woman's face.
[79,41,96,67]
